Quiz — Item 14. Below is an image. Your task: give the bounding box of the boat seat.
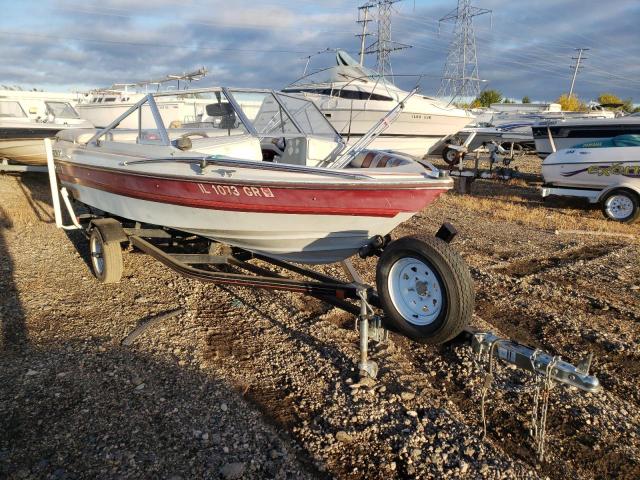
[350,150,410,169]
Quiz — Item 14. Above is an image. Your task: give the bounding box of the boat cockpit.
[61,88,347,168]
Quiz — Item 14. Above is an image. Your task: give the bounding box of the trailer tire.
[442,146,463,166]
[601,189,639,223]
[376,235,474,344]
[89,228,123,283]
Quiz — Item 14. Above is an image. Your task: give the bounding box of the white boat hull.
[0,138,49,165]
[288,93,472,158]
[542,146,640,191]
[66,183,414,264]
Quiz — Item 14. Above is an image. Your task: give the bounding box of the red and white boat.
[53,88,453,264]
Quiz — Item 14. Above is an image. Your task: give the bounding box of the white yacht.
[75,68,211,128]
[282,50,473,158]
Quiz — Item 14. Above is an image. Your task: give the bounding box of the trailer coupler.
[470,331,601,393]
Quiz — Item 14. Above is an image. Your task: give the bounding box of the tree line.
[460,90,639,113]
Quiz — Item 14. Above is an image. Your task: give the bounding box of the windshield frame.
[0,100,28,118]
[45,101,80,119]
[87,87,342,147]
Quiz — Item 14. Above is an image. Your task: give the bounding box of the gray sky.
[1,0,638,103]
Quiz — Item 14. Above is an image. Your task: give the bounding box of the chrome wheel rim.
[387,257,443,326]
[90,233,105,275]
[605,194,634,220]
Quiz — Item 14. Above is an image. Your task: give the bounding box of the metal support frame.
[0,158,47,173]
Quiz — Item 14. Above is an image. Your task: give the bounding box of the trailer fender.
[596,182,640,203]
[90,218,128,244]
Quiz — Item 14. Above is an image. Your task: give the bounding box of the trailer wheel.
[442,146,463,166]
[601,189,639,223]
[376,235,474,344]
[89,228,123,283]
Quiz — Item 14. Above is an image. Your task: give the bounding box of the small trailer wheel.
[89,228,123,283]
[376,235,474,344]
[601,189,639,223]
[442,146,463,166]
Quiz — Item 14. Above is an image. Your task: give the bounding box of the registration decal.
[197,183,276,198]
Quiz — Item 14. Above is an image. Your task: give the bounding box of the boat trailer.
[45,139,601,458]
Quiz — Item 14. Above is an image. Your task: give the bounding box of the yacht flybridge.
[283,50,473,157]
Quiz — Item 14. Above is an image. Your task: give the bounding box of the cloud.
[0,0,638,103]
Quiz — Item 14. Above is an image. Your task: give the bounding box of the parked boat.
[0,95,92,165]
[282,50,473,158]
[533,113,640,158]
[434,104,616,162]
[541,134,640,222]
[54,87,453,263]
[75,68,209,128]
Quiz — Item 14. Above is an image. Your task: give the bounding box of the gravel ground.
[1,160,639,479]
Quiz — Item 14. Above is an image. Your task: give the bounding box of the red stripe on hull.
[58,163,447,217]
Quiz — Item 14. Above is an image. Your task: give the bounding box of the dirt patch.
[497,243,622,277]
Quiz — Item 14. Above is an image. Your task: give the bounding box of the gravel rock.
[219,462,246,479]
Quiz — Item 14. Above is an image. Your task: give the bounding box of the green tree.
[522,96,531,103]
[556,93,587,112]
[471,89,502,108]
[503,98,514,104]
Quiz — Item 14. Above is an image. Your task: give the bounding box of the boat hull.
[0,127,62,165]
[542,147,640,190]
[287,93,472,158]
[533,121,640,158]
[0,138,49,165]
[57,161,449,264]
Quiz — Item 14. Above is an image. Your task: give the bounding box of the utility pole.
[363,0,411,77]
[356,3,374,66]
[569,48,589,98]
[438,0,491,100]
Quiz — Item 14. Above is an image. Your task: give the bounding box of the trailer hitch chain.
[471,331,600,460]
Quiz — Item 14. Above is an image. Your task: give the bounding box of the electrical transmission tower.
[362,0,411,77]
[569,48,589,98]
[437,0,491,100]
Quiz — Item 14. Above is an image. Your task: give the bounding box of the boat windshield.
[0,101,27,118]
[45,101,80,119]
[87,87,341,147]
[228,90,338,138]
